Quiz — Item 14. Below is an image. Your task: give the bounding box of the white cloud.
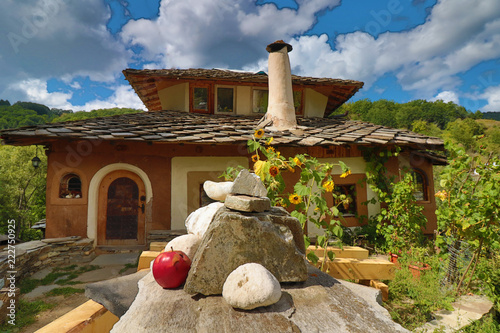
[431,91,459,104]
[7,78,146,111]
[120,0,340,69]
[0,0,131,98]
[479,85,500,111]
[284,0,500,98]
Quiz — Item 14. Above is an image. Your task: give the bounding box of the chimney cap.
[266,40,292,53]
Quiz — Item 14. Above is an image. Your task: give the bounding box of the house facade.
[0,43,445,249]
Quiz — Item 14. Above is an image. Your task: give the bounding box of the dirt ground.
[21,293,89,333]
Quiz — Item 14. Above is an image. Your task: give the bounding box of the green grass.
[19,264,101,294]
[45,287,85,297]
[0,300,55,333]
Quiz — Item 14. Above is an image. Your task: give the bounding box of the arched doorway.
[97,170,146,246]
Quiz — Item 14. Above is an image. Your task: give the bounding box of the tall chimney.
[265,40,297,131]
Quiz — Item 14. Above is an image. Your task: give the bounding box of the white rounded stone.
[185,202,224,237]
[164,234,201,260]
[222,263,282,310]
[203,181,233,201]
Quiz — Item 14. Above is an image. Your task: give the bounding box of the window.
[191,85,210,113]
[216,87,235,113]
[411,169,428,201]
[60,173,82,198]
[293,90,304,115]
[334,184,357,216]
[252,89,268,114]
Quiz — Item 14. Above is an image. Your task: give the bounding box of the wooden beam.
[137,250,160,271]
[306,245,369,259]
[150,242,167,251]
[312,258,396,280]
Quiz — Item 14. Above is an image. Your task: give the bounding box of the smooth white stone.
[164,234,201,260]
[222,263,282,310]
[185,202,224,237]
[203,181,233,201]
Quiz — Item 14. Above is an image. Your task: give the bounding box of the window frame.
[190,83,212,114]
[59,173,82,199]
[411,168,429,203]
[214,85,236,114]
[252,87,269,114]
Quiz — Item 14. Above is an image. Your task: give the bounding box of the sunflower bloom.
[340,170,351,178]
[266,146,275,153]
[266,137,274,145]
[289,193,302,205]
[254,129,264,139]
[269,166,279,177]
[322,180,335,192]
[251,154,259,162]
[293,157,303,167]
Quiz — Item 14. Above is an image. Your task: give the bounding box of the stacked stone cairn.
[162,169,307,310]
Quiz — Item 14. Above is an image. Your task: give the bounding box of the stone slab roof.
[122,68,364,116]
[0,110,444,152]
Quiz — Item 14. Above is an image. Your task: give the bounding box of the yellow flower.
[254,129,264,139]
[253,160,266,179]
[266,146,275,153]
[251,154,259,162]
[266,137,274,145]
[287,165,295,173]
[293,157,303,167]
[322,180,335,192]
[340,170,351,178]
[269,166,279,177]
[289,193,302,205]
[435,190,448,201]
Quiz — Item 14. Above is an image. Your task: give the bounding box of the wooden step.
[306,245,369,259]
[137,250,160,271]
[312,258,396,280]
[150,242,168,251]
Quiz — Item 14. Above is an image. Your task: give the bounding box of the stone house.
[0,41,444,249]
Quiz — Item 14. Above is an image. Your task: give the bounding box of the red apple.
[152,249,192,288]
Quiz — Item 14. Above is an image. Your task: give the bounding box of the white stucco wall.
[236,86,252,115]
[304,88,328,118]
[158,83,189,111]
[170,156,249,230]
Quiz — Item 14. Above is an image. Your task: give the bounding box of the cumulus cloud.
[431,91,459,104]
[286,0,500,98]
[120,0,340,69]
[0,0,131,101]
[7,78,145,111]
[479,85,500,111]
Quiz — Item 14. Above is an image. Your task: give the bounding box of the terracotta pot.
[408,263,431,279]
[389,252,399,264]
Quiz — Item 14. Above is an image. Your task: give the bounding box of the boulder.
[165,234,201,260]
[231,169,267,197]
[185,202,224,237]
[110,265,409,333]
[203,181,233,201]
[222,263,281,310]
[224,194,271,213]
[184,207,308,295]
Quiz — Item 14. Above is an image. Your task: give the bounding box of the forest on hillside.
[0,98,498,240]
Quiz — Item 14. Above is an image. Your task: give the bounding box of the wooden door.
[98,170,146,246]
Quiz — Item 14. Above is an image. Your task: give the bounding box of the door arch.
[97,170,146,246]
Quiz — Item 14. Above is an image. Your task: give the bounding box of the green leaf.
[307,252,319,264]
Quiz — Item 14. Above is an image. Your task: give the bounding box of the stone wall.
[0,236,95,289]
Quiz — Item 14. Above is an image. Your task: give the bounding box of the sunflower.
[293,157,303,167]
[251,154,259,163]
[269,166,279,177]
[340,170,352,178]
[266,137,274,145]
[254,129,265,139]
[287,165,295,173]
[322,180,335,192]
[289,193,302,205]
[266,146,275,153]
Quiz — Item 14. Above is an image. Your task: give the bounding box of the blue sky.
[0,0,499,112]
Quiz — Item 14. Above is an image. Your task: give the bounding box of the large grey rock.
[224,194,271,213]
[85,270,149,317]
[203,181,233,201]
[111,265,409,333]
[223,263,281,310]
[184,207,308,295]
[185,202,224,237]
[231,169,267,197]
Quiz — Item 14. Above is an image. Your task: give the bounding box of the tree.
[0,99,10,106]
